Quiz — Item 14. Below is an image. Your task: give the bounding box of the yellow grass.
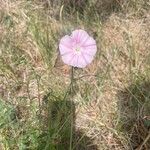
[0,0,150,149]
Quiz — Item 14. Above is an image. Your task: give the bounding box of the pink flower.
[59,29,97,68]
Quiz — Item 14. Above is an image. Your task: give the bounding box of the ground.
[0,0,150,150]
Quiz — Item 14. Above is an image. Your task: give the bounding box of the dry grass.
[0,0,150,150]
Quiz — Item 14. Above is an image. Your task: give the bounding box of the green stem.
[69,67,74,150]
[71,67,74,92]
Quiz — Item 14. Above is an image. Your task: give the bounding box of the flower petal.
[76,55,87,68]
[69,54,79,67]
[59,35,73,55]
[82,36,96,47]
[82,45,97,56]
[81,37,97,56]
[61,53,74,65]
[71,29,89,44]
[81,53,94,64]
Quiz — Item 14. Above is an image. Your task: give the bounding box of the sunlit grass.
[0,0,150,150]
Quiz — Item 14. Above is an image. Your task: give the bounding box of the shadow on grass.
[49,0,122,21]
[117,80,150,149]
[38,93,98,150]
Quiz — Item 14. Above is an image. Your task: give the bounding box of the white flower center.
[74,46,81,55]
[75,46,80,52]
[76,47,80,52]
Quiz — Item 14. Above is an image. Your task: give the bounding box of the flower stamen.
[75,46,80,52]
